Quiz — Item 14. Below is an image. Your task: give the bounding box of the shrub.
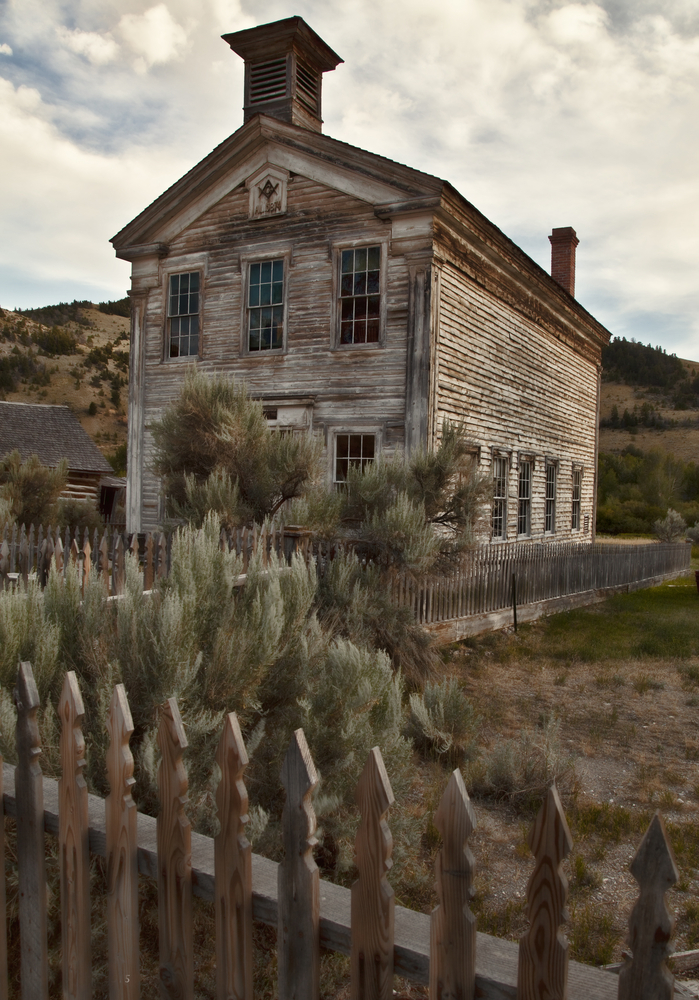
[54,497,103,534]
[0,450,67,527]
[654,508,687,542]
[406,677,480,766]
[467,714,575,811]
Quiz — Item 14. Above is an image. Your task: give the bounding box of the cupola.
[222,16,343,134]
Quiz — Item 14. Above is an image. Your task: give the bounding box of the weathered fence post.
[215,713,253,1000]
[278,728,320,1000]
[14,661,49,1000]
[144,533,154,590]
[106,684,139,1000]
[618,811,678,1000]
[351,747,395,1000]
[518,783,572,1000]
[431,769,477,1000]
[157,697,193,999]
[59,671,92,1000]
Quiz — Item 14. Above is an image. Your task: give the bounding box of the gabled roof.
[110,113,444,252]
[111,112,611,350]
[0,402,113,474]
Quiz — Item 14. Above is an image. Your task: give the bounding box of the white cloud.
[0,0,699,358]
[0,42,12,56]
[56,27,118,66]
[118,4,189,70]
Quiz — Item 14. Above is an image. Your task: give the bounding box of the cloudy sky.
[1,0,699,359]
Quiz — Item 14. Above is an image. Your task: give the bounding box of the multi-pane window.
[168,272,200,358]
[334,433,375,483]
[339,246,380,344]
[545,462,557,533]
[492,456,508,540]
[572,469,582,530]
[249,259,284,351]
[518,461,532,536]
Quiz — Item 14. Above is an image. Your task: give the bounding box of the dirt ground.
[437,572,699,974]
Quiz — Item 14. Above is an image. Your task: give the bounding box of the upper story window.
[518,460,532,537]
[492,456,508,541]
[334,433,375,483]
[168,271,200,358]
[545,462,557,533]
[248,259,284,352]
[571,468,582,530]
[340,246,381,345]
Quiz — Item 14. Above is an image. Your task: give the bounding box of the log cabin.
[111,16,611,541]
[0,401,113,507]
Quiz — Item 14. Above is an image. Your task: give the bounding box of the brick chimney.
[548,227,579,297]
[222,17,343,134]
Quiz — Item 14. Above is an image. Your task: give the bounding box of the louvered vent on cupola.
[222,17,342,134]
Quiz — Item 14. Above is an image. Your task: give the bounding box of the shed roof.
[0,402,113,474]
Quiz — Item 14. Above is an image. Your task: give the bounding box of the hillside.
[599,338,699,463]
[0,299,129,473]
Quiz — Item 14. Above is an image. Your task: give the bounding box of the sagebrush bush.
[467,714,575,811]
[0,515,427,894]
[654,508,687,542]
[406,677,480,766]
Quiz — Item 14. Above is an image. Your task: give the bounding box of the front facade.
[112,17,609,540]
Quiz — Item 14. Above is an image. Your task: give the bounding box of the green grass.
[569,903,621,966]
[516,576,699,662]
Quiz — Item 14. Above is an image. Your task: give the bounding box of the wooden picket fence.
[2,660,686,1000]
[391,540,692,629]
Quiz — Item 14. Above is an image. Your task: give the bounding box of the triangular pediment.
[111,115,444,255]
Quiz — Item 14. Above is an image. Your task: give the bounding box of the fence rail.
[1,661,688,1000]
[392,541,692,627]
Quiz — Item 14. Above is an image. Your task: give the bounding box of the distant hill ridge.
[602,337,699,409]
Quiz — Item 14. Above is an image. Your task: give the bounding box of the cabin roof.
[0,402,113,474]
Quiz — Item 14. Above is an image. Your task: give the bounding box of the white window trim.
[162,255,207,363]
[517,457,533,538]
[329,426,382,484]
[571,464,584,532]
[544,459,559,535]
[239,249,292,357]
[330,237,388,350]
[491,452,510,542]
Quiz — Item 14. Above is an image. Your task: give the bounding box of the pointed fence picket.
[1,661,695,1000]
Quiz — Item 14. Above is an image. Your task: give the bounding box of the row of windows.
[167,245,383,359]
[492,458,584,540]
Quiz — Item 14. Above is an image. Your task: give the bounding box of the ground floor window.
[518,460,532,536]
[334,433,375,483]
[571,468,582,530]
[545,462,557,533]
[492,456,508,540]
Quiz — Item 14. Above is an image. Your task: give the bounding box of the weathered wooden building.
[0,401,113,504]
[112,17,611,539]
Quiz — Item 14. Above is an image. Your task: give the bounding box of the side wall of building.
[434,257,600,543]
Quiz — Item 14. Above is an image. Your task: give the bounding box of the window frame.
[331,427,381,485]
[517,457,533,538]
[164,268,202,361]
[491,454,509,542]
[331,239,388,350]
[545,460,558,535]
[239,249,291,357]
[571,465,583,531]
